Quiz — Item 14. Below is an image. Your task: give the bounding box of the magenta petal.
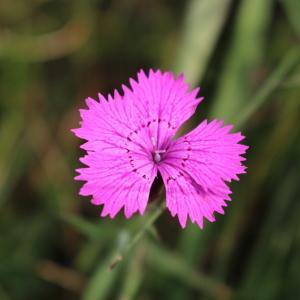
[159,119,248,228]
[159,163,225,229]
[123,69,203,149]
[73,90,158,218]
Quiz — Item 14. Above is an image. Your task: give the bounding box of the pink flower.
[73,70,248,229]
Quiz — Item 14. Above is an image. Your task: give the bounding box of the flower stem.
[109,201,165,270]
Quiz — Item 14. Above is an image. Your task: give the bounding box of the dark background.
[0,0,300,299]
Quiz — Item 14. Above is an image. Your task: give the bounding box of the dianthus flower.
[73,70,248,228]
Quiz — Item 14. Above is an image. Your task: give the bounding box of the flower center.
[153,149,166,163]
[151,136,166,164]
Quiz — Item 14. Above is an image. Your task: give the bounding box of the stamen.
[154,149,166,163]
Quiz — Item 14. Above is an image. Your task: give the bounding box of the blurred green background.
[0,0,300,299]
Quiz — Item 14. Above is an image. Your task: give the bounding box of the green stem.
[109,201,165,269]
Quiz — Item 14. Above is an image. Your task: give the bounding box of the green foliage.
[0,0,300,299]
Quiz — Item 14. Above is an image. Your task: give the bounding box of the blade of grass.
[234,47,300,128]
[173,0,232,85]
[117,246,144,300]
[81,251,122,300]
[210,0,273,122]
